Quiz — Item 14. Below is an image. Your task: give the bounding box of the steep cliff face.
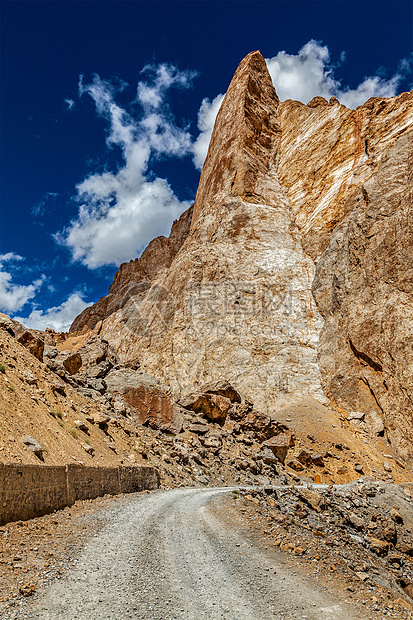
[191,50,281,224]
[94,51,326,415]
[71,51,413,458]
[312,132,413,459]
[276,91,412,259]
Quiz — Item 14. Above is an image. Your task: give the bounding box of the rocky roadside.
[3,316,413,616]
[2,483,413,619]
[1,314,410,492]
[226,480,413,618]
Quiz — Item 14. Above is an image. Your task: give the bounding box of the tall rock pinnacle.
[192,51,280,226]
[71,51,413,460]
[95,50,326,415]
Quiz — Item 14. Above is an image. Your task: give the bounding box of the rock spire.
[70,51,413,460]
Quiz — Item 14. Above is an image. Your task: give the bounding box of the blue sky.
[1,0,412,331]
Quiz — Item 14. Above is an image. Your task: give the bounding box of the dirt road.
[8,487,367,619]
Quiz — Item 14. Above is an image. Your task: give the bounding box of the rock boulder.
[105,369,183,434]
[262,433,294,464]
[179,392,232,425]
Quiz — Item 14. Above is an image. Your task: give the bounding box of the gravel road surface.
[11,487,367,620]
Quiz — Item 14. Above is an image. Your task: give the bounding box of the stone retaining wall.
[0,463,159,525]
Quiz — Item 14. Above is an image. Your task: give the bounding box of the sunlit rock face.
[276,90,413,260]
[312,133,413,460]
[92,51,326,415]
[71,51,413,457]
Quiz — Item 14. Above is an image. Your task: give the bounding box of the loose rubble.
[234,479,413,615]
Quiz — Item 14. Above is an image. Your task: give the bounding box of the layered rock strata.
[312,132,413,459]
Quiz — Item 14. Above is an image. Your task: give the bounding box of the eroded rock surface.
[104,368,184,434]
[312,133,413,459]
[69,51,413,459]
[93,51,326,416]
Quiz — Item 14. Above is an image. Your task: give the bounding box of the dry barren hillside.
[0,313,411,488]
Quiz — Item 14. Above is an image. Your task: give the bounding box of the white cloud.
[14,292,92,332]
[0,254,44,314]
[137,63,197,110]
[338,77,399,108]
[0,254,91,330]
[32,192,59,218]
[0,253,23,263]
[57,65,195,268]
[192,94,224,170]
[266,41,336,104]
[64,98,75,110]
[266,40,410,108]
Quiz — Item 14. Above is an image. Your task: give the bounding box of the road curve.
[14,487,366,620]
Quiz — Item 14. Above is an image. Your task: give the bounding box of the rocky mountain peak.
[66,52,413,462]
[192,50,280,227]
